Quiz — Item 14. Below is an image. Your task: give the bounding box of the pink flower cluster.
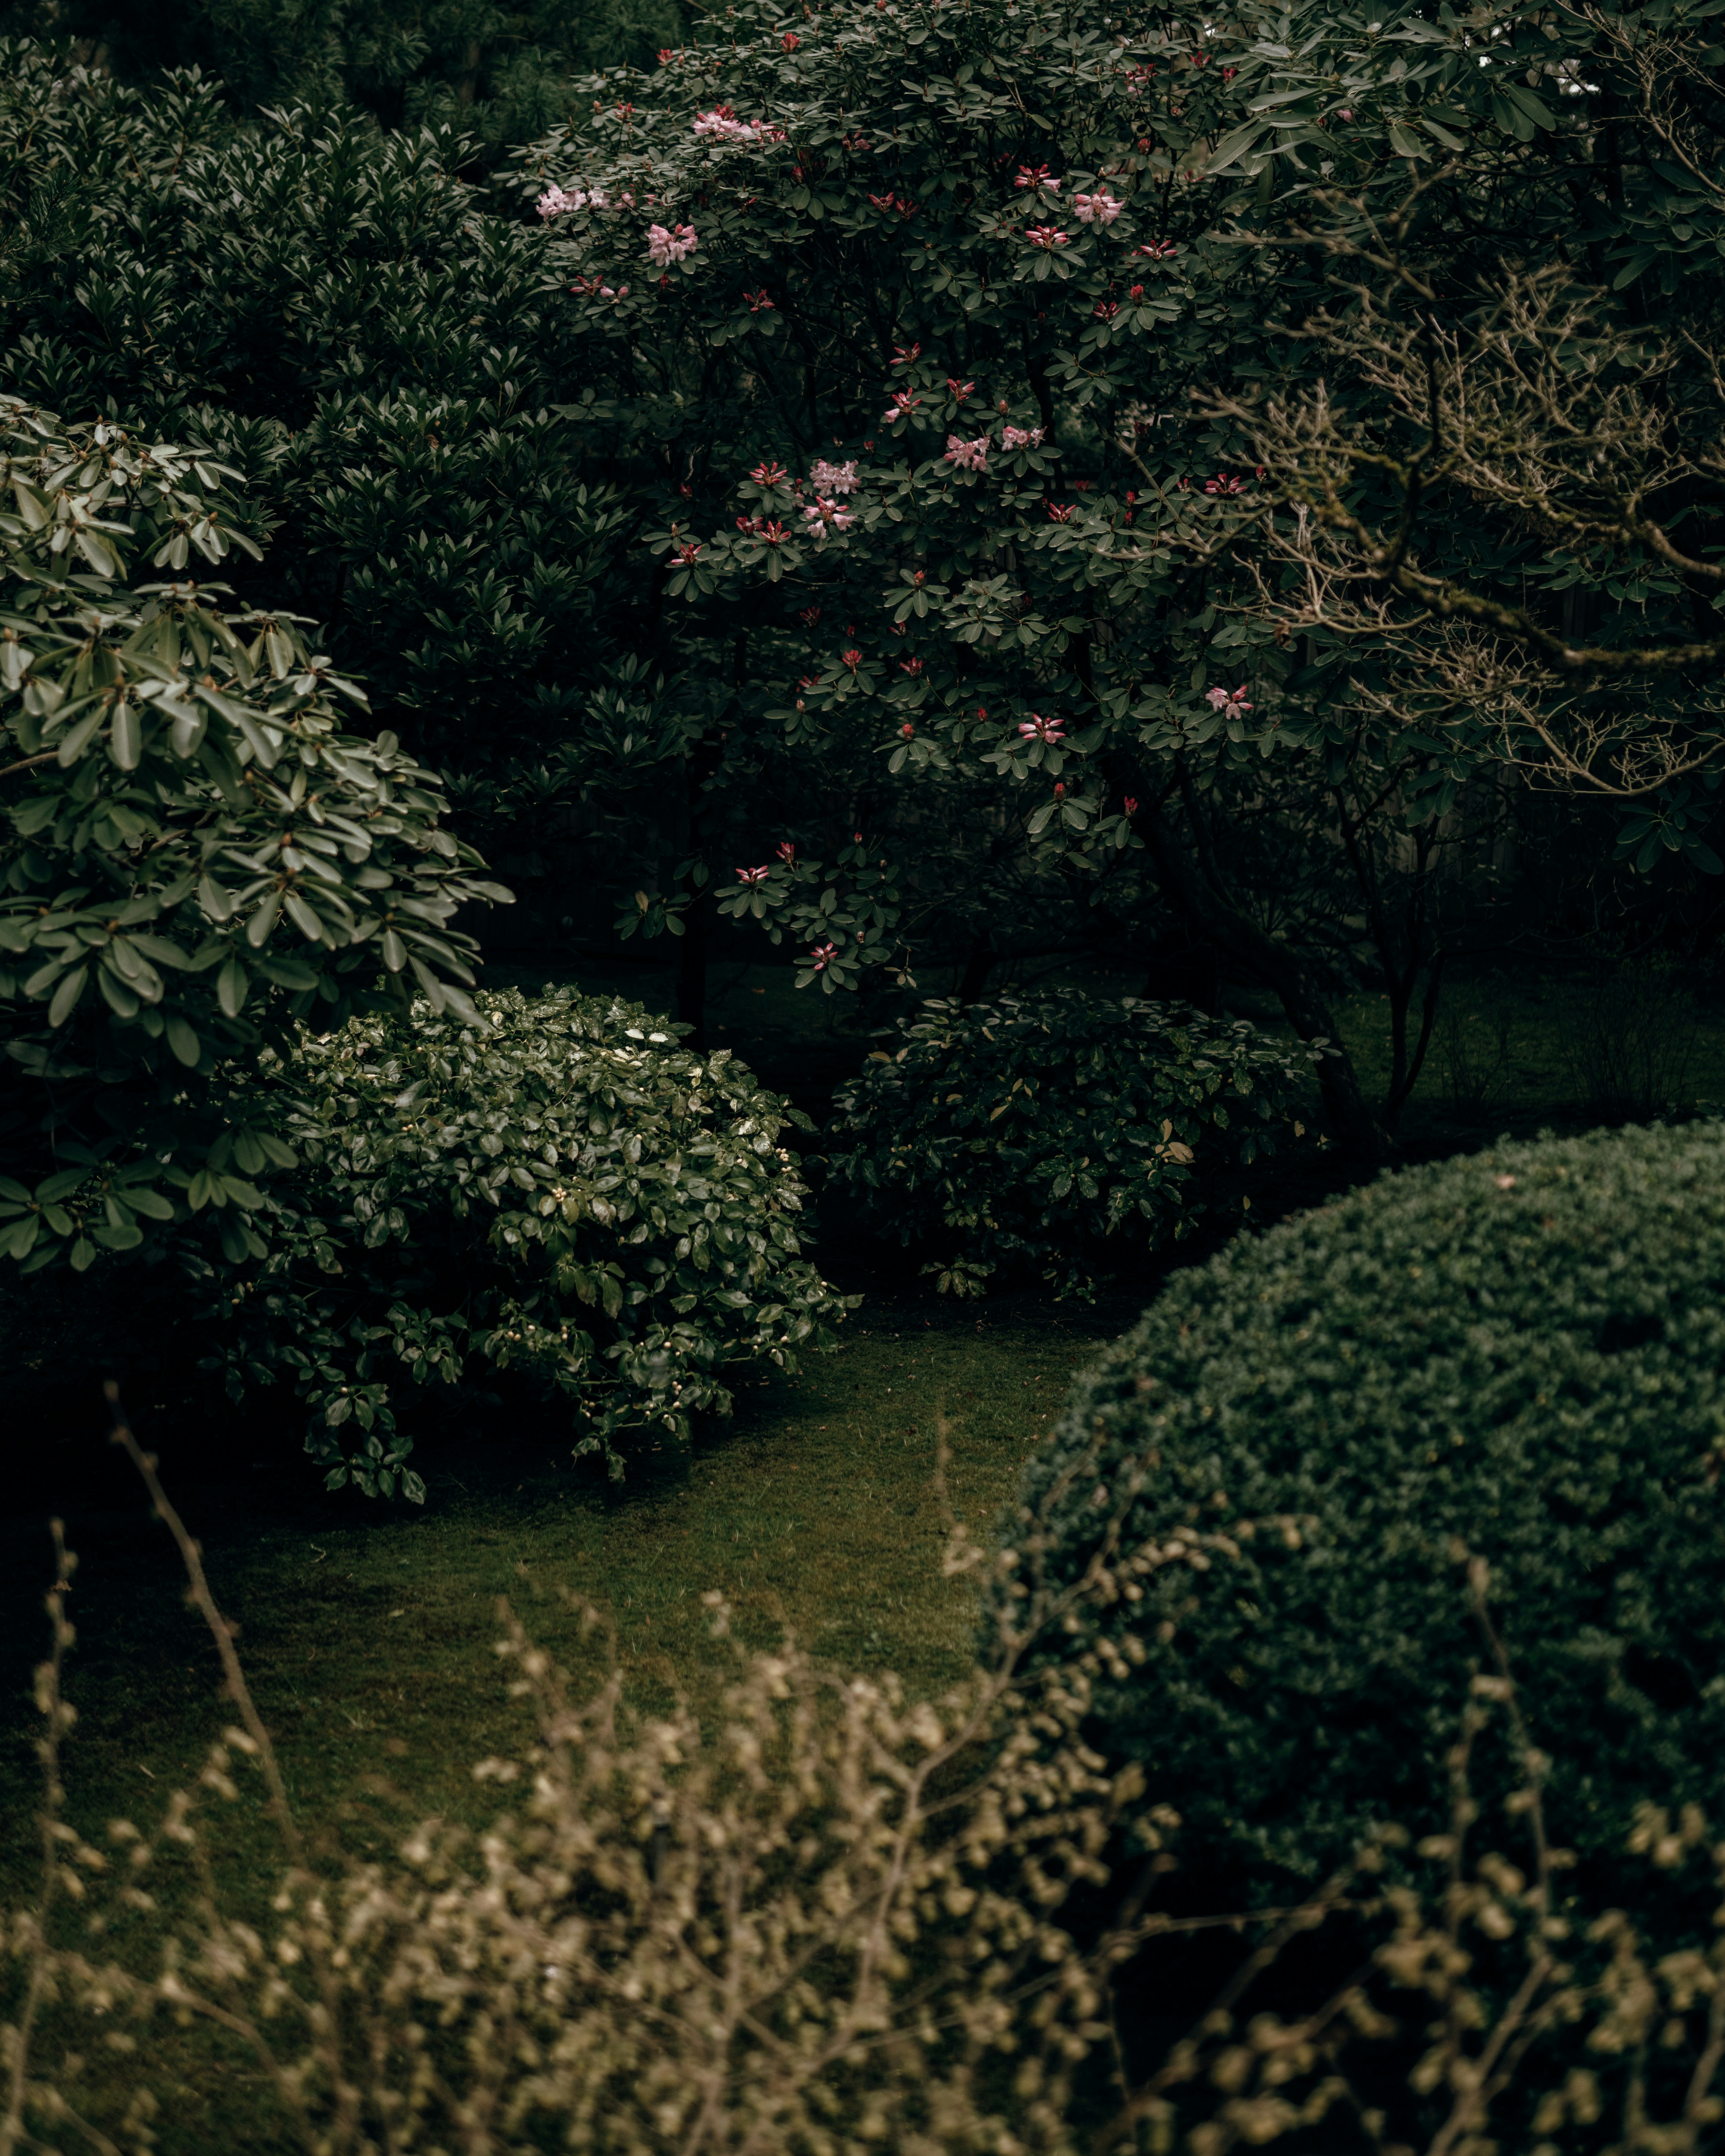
[1018,713,1065,743]
[943,434,989,472]
[1001,424,1046,449]
[1026,224,1069,250]
[1014,164,1062,190]
[809,458,858,494]
[1073,190,1123,224]
[538,184,609,217]
[693,106,787,145]
[804,497,856,534]
[646,222,698,266]
[881,389,921,427]
[1206,685,1253,718]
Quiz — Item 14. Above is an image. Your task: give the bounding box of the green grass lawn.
[0,1300,1115,2151]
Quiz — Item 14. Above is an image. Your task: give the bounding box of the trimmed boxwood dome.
[993,1122,1725,1890]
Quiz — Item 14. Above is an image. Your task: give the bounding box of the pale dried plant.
[9,1400,1725,2155]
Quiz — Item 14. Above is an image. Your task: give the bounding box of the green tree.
[504,0,1725,1153]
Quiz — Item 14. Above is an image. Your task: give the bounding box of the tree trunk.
[675,633,744,1047]
[1142,802,1392,1163]
[675,732,724,1047]
[957,928,996,1002]
[676,856,713,1046]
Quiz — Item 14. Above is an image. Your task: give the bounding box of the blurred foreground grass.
[0,1304,1110,2151]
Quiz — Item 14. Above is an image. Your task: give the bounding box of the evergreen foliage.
[0,398,502,1276]
[229,986,854,1492]
[993,1121,1725,1891]
[827,990,1313,1295]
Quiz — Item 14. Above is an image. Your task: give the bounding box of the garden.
[4,0,1725,2145]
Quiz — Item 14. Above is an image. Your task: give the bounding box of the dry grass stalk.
[7,1402,1725,2153]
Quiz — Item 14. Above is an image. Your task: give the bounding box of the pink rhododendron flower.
[803,497,855,533]
[1019,713,1065,743]
[1134,239,1178,259]
[750,460,789,486]
[1123,796,1140,815]
[1206,685,1252,717]
[947,376,974,400]
[1014,164,1062,190]
[1025,224,1070,250]
[810,941,838,970]
[1047,502,1075,522]
[943,433,989,472]
[536,185,584,217]
[842,648,864,669]
[1073,190,1123,224]
[1205,473,1243,496]
[809,458,858,494]
[900,657,924,676]
[737,865,771,886]
[777,841,796,862]
[646,222,698,266]
[1001,424,1046,449]
[692,107,785,144]
[881,390,921,426]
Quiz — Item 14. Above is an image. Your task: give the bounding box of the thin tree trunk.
[677,734,722,1046]
[676,634,744,1046]
[676,848,713,1046]
[1142,801,1392,1163]
[957,929,995,1002]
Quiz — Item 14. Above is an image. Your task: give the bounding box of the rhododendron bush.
[827,988,1315,1296]
[230,988,856,1494]
[504,0,1660,1155]
[0,401,506,1280]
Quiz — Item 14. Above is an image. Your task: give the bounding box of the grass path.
[0,1303,1115,2149]
[1,1305,1110,1895]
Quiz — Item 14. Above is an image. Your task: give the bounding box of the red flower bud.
[900,722,915,737]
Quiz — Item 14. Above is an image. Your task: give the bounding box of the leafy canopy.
[0,399,505,1277]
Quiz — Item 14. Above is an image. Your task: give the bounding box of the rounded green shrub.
[825,990,1313,1296]
[992,1121,1725,1887]
[222,987,855,1493]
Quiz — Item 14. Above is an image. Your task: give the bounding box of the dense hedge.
[992,1121,1725,1888]
[221,987,855,1493]
[826,990,1313,1295]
